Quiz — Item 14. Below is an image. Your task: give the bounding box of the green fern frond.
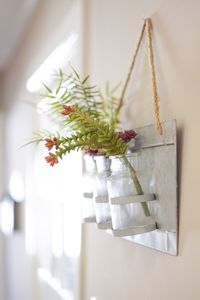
[52,108,127,158]
[31,67,130,163]
[98,82,121,128]
[39,67,101,120]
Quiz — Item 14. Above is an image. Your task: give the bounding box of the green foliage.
[31,66,130,163]
[40,67,121,128]
[31,105,127,160]
[98,81,121,128]
[52,108,127,158]
[22,130,52,147]
[40,67,101,120]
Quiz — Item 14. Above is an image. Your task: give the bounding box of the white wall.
[81,0,200,300]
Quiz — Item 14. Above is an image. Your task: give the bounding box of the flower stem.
[123,155,151,217]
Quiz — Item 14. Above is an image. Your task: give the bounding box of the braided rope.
[146,18,163,134]
[116,18,163,135]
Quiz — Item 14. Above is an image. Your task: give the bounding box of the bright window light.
[9,170,25,202]
[0,195,14,235]
[63,152,82,258]
[38,268,73,300]
[51,201,63,258]
[25,31,81,296]
[26,33,78,92]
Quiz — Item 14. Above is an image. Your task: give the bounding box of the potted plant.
[31,67,156,235]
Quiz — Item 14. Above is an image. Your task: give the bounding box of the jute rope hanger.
[116,18,163,135]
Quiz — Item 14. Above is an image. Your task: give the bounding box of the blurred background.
[0,0,200,300]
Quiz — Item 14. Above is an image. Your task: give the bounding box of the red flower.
[118,130,137,143]
[84,148,99,156]
[62,105,76,116]
[45,137,58,151]
[45,153,58,166]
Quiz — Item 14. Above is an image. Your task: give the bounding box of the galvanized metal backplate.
[122,120,178,255]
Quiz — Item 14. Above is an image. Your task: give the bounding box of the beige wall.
[82,0,200,300]
[1,0,200,300]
